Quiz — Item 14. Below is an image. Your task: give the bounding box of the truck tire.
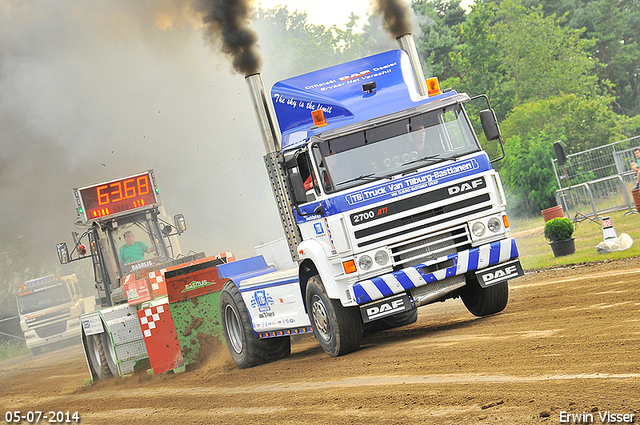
[30,347,42,356]
[306,275,362,357]
[86,333,113,380]
[220,281,291,369]
[461,278,508,317]
[363,308,418,334]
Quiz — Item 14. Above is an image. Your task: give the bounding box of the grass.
[510,209,640,270]
[0,340,29,361]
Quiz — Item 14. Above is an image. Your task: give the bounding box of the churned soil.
[1,259,639,424]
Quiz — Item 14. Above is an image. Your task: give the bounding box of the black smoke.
[373,0,413,38]
[192,0,262,75]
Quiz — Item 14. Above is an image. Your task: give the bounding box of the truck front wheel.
[306,275,362,357]
[461,278,508,316]
[220,281,290,369]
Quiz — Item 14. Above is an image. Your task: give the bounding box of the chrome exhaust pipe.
[396,33,429,97]
[245,73,281,154]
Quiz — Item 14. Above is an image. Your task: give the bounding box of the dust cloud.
[0,0,418,288]
[0,0,283,283]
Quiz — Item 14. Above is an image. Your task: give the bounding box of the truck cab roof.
[271,49,459,151]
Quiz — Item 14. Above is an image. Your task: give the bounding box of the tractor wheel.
[86,333,113,380]
[99,331,119,377]
[220,281,290,369]
[306,274,362,357]
[461,278,508,317]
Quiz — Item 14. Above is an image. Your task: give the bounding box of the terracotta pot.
[632,188,640,213]
[549,238,575,257]
[541,205,564,222]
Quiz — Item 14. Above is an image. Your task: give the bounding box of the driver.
[119,231,154,264]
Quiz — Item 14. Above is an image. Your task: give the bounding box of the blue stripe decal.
[353,285,372,304]
[511,238,519,257]
[371,277,393,297]
[352,238,520,305]
[238,277,299,293]
[467,248,479,271]
[489,242,501,266]
[395,271,416,290]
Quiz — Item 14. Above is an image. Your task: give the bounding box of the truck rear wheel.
[220,281,291,369]
[461,278,508,316]
[86,333,113,380]
[306,275,362,357]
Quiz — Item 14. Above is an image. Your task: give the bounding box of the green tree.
[450,0,512,120]
[500,94,622,154]
[493,0,598,105]
[501,132,559,214]
[412,0,467,79]
[525,0,640,117]
[254,6,385,78]
[499,94,628,215]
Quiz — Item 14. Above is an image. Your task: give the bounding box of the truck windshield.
[312,104,479,193]
[17,282,71,314]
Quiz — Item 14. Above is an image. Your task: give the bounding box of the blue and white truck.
[217,34,524,368]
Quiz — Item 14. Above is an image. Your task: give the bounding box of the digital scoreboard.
[74,170,161,223]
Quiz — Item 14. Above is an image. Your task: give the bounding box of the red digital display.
[77,171,159,222]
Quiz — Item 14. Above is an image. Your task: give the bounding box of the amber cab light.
[426,77,442,96]
[311,109,327,127]
[343,260,357,274]
[502,214,510,229]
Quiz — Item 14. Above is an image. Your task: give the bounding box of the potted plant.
[544,217,576,257]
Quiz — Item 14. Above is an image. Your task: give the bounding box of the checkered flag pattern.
[140,305,165,338]
[148,269,166,292]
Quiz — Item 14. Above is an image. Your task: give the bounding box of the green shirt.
[119,241,150,264]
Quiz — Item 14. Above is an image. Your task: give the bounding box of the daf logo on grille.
[448,178,484,195]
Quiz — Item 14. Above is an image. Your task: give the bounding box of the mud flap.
[475,260,524,288]
[359,293,413,324]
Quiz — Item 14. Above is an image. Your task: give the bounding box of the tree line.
[255,0,640,216]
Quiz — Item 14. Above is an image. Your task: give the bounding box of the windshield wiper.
[336,173,377,186]
[402,154,442,167]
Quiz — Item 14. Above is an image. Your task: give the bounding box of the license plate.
[359,293,412,323]
[475,260,524,288]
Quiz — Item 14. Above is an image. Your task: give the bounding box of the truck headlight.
[374,250,389,266]
[358,255,373,270]
[488,217,502,233]
[472,222,486,237]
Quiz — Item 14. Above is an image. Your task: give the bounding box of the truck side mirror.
[56,243,70,264]
[283,152,308,205]
[479,109,501,141]
[173,214,187,233]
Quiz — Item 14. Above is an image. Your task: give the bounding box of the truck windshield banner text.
[346,158,481,206]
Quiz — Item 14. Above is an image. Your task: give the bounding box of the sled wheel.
[220,281,290,368]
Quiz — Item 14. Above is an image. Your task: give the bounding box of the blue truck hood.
[271,49,458,151]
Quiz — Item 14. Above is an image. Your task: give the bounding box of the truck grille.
[390,224,471,269]
[35,321,67,338]
[354,193,491,248]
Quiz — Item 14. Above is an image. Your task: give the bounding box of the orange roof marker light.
[311,109,327,127]
[426,77,441,97]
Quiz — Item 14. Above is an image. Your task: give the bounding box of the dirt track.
[1,259,639,424]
